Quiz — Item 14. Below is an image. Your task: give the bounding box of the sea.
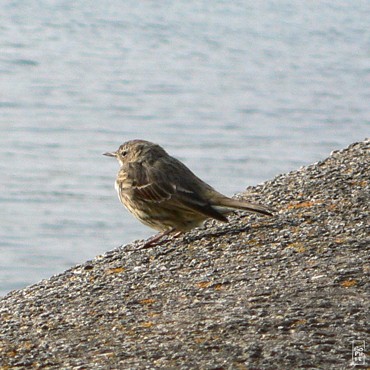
[1,0,369,296]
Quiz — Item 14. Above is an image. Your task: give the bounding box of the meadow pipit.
[104,140,273,247]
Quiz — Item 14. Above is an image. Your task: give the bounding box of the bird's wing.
[117,162,174,202]
[117,161,228,222]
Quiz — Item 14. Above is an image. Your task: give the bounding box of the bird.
[104,139,273,247]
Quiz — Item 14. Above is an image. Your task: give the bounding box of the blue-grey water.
[1,1,369,296]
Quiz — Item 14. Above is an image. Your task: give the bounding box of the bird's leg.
[142,228,175,248]
[172,231,183,238]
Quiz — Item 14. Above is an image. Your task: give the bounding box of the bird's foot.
[141,228,176,248]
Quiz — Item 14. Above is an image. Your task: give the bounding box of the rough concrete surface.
[0,140,369,369]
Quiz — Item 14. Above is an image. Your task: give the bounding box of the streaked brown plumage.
[104,140,273,247]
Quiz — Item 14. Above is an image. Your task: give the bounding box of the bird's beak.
[103,151,117,157]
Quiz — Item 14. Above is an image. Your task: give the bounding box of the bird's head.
[103,139,167,166]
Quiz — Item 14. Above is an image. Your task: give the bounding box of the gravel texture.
[0,139,369,369]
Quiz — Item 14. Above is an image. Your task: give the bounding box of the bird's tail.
[215,197,274,217]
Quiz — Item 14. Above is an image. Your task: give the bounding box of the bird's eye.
[121,150,128,157]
